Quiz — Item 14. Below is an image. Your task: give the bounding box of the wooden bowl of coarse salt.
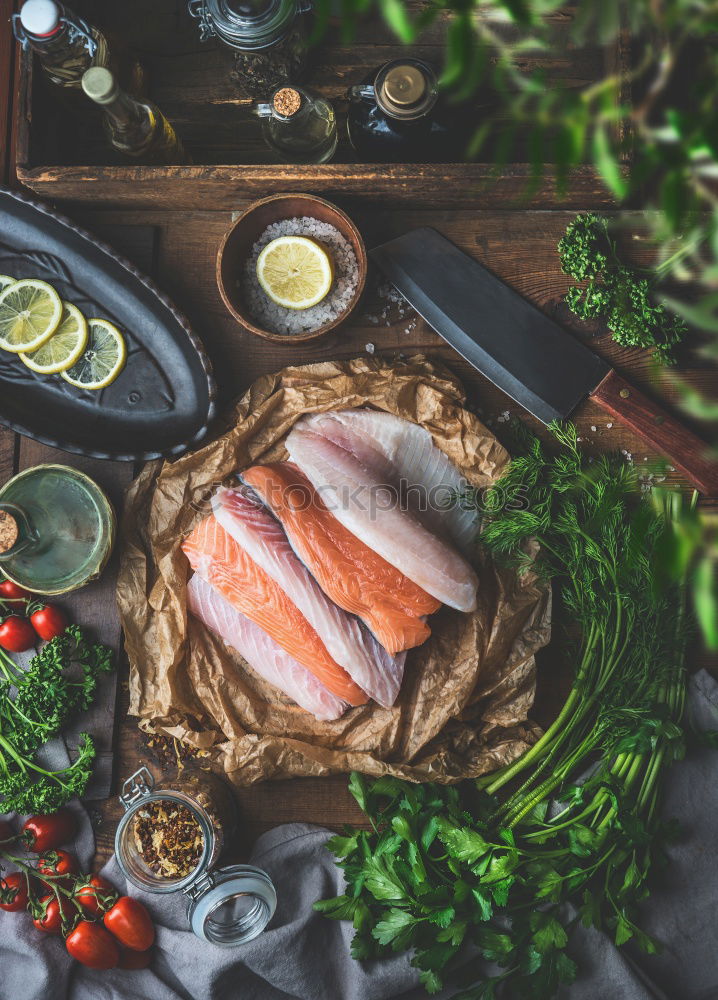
[216,194,368,344]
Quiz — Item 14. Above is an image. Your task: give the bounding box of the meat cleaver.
[370,227,718,495]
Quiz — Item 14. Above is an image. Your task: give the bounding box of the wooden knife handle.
[590,369,718,496]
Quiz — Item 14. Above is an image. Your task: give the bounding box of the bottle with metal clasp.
[188,0,313,98]
[347,58,467,163]
[115,767,277,945]
[13,0,110,90]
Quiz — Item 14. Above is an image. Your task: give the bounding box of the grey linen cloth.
[1,672,717,1000]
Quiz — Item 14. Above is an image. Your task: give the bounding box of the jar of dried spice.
[188,0,313,98]
[115,767,277,945]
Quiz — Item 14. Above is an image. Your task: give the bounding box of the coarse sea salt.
[241,217,359,336]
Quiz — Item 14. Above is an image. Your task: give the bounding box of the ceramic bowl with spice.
[216,193,367,344]
[115,767,277,945]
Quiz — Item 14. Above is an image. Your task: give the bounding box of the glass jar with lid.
[115,766,277,945]
[188,0,312,98]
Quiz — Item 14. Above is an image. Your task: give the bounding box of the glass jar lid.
[204,0,299,50]
[185,865,277,945]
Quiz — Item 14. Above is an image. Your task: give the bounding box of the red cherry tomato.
[66,920,119,969]
[28,604,68,642]
[0,615,36,652]
[75,875,118,917]
[0,580,32,601]
[118,946,153,970]
[103,896,155,952]
[22,809,76,853]
[0,819,15,843]
[38,849,79,884]
[0,872,30,911]
[32,893,74,935]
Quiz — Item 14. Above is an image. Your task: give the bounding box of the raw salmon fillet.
[182,513,367,706]
[299,409,479,552]
[286,424,479,613]
[187,574,349,721]
[212,487,406,707]
[241,462,439,654]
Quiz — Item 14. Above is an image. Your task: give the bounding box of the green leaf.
[326,832,360,859]
[693,557,718,650]
[428,905,456,929]
[615,913,634,946]
[530,911,568,954]
[378,0,414,43]
[391,814,413,842]
[372,907,417,947]
[362,856,407,902]
[592,123,627,199]
[477,928,514,962]
[481,850,519,884]
[313,894,357,920]
[472,887,494,921]
[438,823,490,863]
[348,772,368,812]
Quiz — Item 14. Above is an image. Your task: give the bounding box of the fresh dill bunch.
[558,213,687,364]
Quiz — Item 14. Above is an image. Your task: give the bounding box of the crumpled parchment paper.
[117,355,551,786]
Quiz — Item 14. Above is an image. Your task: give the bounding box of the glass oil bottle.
[254,86,336,163]
[81,67,189,165]
[13,0,110,89]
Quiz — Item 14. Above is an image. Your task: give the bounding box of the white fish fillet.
[212,487,406,707]
[285,426,478,613]
[299,409,478,552]
[187,574,349,721]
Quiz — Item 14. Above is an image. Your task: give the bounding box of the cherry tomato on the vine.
[0,580,32,601]
[28,603,68,642]
[0,615,36,652]
[32,893,74,935]
[103,896,155,952]
[75,875,118,917]
[0,872,30,911]
[38,849,79,884]
[66,920,119,969]
[22,810,76,853]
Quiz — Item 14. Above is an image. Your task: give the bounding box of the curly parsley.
[558,213,687,364]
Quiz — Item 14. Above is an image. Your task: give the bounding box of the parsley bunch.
[317,424,691,999]
[0,625,113,813]
[558,213,687,364]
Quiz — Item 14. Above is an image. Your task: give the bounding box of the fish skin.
[241,462,438,654]
[182,513,367,705]
[300,409,478,553]
[187,575,349,721]
[212,487,406,708]
[285,426,479,613]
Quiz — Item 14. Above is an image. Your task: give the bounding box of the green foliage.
[0,625,114,812]
[316,424,693,1000]
[557,214,687,363]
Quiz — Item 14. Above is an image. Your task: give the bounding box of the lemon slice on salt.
[0,277,63,353]
[256,236,334,310]
[20,301,88,374]
[61,318,126,390]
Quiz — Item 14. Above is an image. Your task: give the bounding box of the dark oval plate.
[0,187,216,461]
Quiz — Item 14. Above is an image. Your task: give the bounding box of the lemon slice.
[0,278,63,352]
[256,236,334,310]
[61,318,126,390]
[20,301,88,374]
[0,275,15,293]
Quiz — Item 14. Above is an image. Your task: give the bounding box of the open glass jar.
[188,0,312,97]
[115,767,277,945]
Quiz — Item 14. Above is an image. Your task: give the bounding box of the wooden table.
[1,6,716,870]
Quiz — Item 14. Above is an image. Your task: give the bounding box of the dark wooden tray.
[15,0,625,208]
[0,187,216,460]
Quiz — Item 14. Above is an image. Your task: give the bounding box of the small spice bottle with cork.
[115,767,277,945]
[254,84,337,163]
